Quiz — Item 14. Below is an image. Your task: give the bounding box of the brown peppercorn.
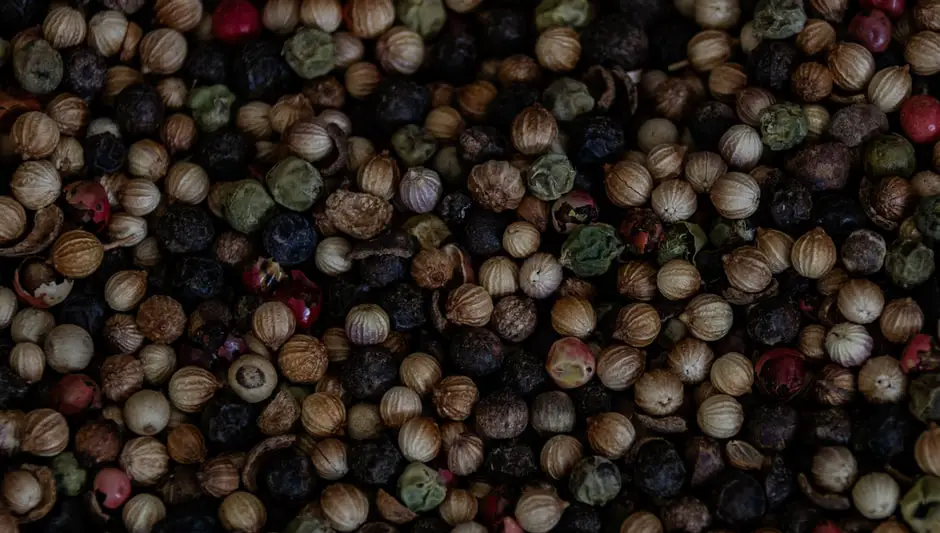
[302,392,346,437]
[791,62,833,102]
[468,160,525,212]
[492,295,537,342]
[612,303,661,348]
[551,296,596,338]
[51,230,104,279]
[587,412,636,459]
[906,31,940,75]
[101,354,144,402]
[433,375,479,421]
[136,295,186,344]
[791,227,837,279]
[708,63,747,101]
[635,369,685,416]
[278,334,329,384]
[654,78,695,121]
[512,105,557,155]
[475,390,528,439]
[198,456,240,498]
[457,81,498,121]
[535,27,581,73]
[828,42,875,91]
[75,420,121,466]
[446,284,494,327]
[167,424,206,464]
[688,30,733,72]
[168,366,221,413]
[723,246,772,294]
[618,261,658,301]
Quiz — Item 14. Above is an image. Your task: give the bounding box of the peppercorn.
[556,503,602,533]
[339,345,396,400]
[567,115,626,171]
[747,403,798,451]
[768,178,813,230]
[84,133,126,177]
[864,133,917,179]
[828,103,889,147]
[760,103,808,151]
[1,0,49,36]
[410,517,450,533]
[886,238,935,288]
[64,48,107,98]
[195,129,254,181]
[380,283,427,331]
[762,455,795,510]
[581,14,649,71]
[747,296,801,346]
[851,404,912,461]
[201,394,259,452]
[115,84,166,138]
[257,449,315,505]
[569,456,622,506]
[812,193,866,239]
[155,205,216,255]
[499,347,550,395]
[0,365,28,410]
[231,39,296,101]
[35,498,90,533]
[373,78,432,133]
[713,471,767,526]
[172,256,225,301]
[634,439,686,499]
[688,101,737,151]
[463,209,511,257]
[14,39,63,95]
[153,503,222,533]
[480,8,530,57]
[748,40,799,91]
[476,389,528,439]
[428,30,478,86]
[184,42,231,86]
[484,440,538,481]
[786,142,853,192]
[438,192,473,225]
[348,433,404,486]
[488,84,542,127]
[459,126,511,164]
[450,327,504,378]
[262,213,317,267]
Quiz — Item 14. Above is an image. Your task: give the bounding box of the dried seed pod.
[651,179,697,223]
[345,304,390,345]
[586,412,636,459]
[684,151,727,193]
[613,303,661,348]
[828,42,875,91]
[618,261,658,301]
[605,161,653,208]
[120,436,169,486]
[791,227,837,279]
[380,386,422,428]
[710,172,760,219]
[22,409,68,457]
[879,298,923,344]
[252,301,296,350]
[302,392,346,437]
[723,246,772,294]
[433,376,479,421]
[755,228,793,274]
[514,488,569,533]
[166,424,206,464]
[667,338,714,385]
[219,491,266,533]
[680,294,734,341]
[858,356,907,404]
[321,483,369,532]
[551,296,596,338]
[906,31,940,75]
[635,369,685,416]
[719,125,763,170]
[696,394,744,438]
[710,352,754,396]
[398,416,441,462]
[168,366,220,413]
[825,322,873,367]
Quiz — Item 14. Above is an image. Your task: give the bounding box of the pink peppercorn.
[212,0,262,44]
[93,468,132,509]
[848,10,892,53]
[53,374,102,415]
[546,337,596,389]
[861,0,905,18]
[901,95,940,144]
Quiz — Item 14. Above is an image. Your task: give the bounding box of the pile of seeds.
[2,0,940,532]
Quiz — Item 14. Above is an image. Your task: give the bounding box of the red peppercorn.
[755,348,810,402]
[53,374,102,415]
[212,0,262,44]
[861,0,904,18]
[901,95,940,144]
[94,468,132,509]
[848,10,892,52]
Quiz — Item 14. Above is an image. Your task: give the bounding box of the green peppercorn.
[657,221,707,266]
[560,223,625,277]
[283,27,336,80]
[396,0,446,39]
[188,85,236,133]
[759,102,808,151]
[433,146,466,185]
[392,124,438,167]
[910,374,940,424]
[52,452,87,497]
[885,239,935,289]
[916,195,940,241]
[569,456,623,506]
[526,153,576,201]
[543,78,595,122]
[865,133,916,179]
[224,179,276,234]
[753,0,807,39]
[14,39,63,95]
[535,0,595,32]
[901,475,940,533]
[398,462,447,512]
[265,156,324,212]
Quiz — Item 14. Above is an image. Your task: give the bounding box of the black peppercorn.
[262,213,317,267]
[480,8,530,57]
[201,394,260,452]
[685,436,724,487]
[486,84,541,127]
[342,346,397,400]
[450,327,504,378]
[786,142,853,192]
[812,194,866,239]
[373,78,432,133]
[172,256,225,301]
[437,192,473,225]
[184,42,231,86]
[84,133,126,177]
[779,501,822,533]
[688,101,737,152]
[153,503,222,533]
[851,403,912,461]
[459,126,512,164]
[195,129,254,181]
[34,498,90,533]
[660,496,712,533]
[581,14,649,71]
[557,503,603,533]
[64,48,107,99]
[324,277,372,321]
[0,365,28,410]
[634,439,686,499]
[828,104,889,148]
[155,205,216,255]
[746,403,797,451]
[747,41,798,92]
[428,31,479,86]
[380,282,427,331]
[232,40,296,101]
[0,0,49,38]
[746,296,801,346]
[258,450,316,504]
[567,115,626,171]
[768,178,813,230]
[56,284,107,336]
[115,84,165,138]
[484,440,538,481]
[762,455,794,510]
[500,347,550,396]
[571,379,612,419]
[475,389,528,439]
[359,255,409,288]
[804,408,853,446]
[713,471,767,526]
[463,209,511,257]
[348,434,404,486]
[409,517,450,533]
